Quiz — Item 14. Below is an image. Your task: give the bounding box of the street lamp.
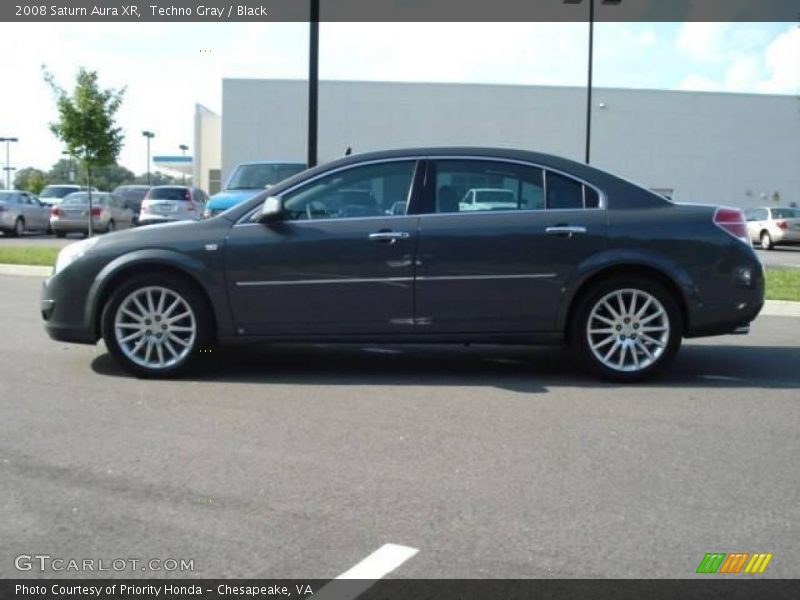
[308,0,319,168]
[179,144,189,184]
[0,137,19,190]
[142,130,155,186]
[62,150,76,182]
[564,0,621,164]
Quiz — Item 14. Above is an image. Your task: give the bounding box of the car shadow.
[90,341,800,392]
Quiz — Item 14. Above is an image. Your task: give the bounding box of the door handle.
[369,231,410,243]
[545,225,587,237]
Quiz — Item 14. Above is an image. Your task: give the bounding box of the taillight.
[51,206,61,217]
[184,190,191,201]
[776,220,788,230]
[714,207,749,245]
[90,207,102,216]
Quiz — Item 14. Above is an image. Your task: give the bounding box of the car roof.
[236,160,305,166]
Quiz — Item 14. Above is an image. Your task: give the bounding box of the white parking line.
[314,543,419,600]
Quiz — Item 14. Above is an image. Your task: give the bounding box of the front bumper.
[41,273,98,345]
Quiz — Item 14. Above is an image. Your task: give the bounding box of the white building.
[194,79,799,207]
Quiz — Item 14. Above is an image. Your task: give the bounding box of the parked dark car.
[41,148,764,381]
[112,185,150,224]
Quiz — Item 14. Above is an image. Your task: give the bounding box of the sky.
[0,21,797,175]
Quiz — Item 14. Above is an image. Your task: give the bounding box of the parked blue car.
[203,161,306,218]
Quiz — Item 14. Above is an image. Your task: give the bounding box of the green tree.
[43,66,125,234]
[14,168,49,194]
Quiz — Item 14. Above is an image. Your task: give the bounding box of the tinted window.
[771,208,799,219]
[282,161,415,220]
[432,160,544,214]
[149,187,190,201]
[40,186,79,199]
[227,163,306,190]
[547,172,584,209]
[585,186,600,208]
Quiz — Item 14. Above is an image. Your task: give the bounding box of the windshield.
[772,208,800,219]
[149,187,189,200]
[41,186,79,198]
[226,163,305,190]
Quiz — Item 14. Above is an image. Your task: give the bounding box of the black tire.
[571,276,683,382]
[101,273,214,378]
[760,231,774,250]
[106,220,116,233]
[10,218,24,237]
[55,231,67,239]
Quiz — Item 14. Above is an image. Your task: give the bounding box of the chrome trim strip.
[545,226,587,235]
[236,273,557,287]
[236,276,414,287]
[417,273,557,281]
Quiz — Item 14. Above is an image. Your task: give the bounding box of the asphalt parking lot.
[1,274,799,579]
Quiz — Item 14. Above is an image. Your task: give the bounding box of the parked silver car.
[745,207,800,250]
[50,192,134,237]
[139,186,208,226]
[0,190,51,236]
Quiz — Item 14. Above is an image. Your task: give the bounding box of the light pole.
[142,130,155,186]
[564,0,620,164]
[0,137,18,190]
[307,0,319,168]
[62,150,76,182]
[179,144,189,184]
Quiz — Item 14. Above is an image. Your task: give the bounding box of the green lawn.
[764,268,800,302]
[0,246,59,267]
[1,246,798,301]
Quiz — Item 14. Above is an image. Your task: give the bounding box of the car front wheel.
[101,274,212,377]
[572,277,683,382]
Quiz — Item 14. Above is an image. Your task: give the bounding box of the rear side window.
[546,172,584,210]
[149,187,190,201]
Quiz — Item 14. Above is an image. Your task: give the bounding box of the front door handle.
[369,231,410,243]
[545,225,587,237]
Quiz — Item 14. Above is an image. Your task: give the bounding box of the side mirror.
[256,196,284,224]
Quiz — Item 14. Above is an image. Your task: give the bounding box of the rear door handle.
[369,231,410,243]
[545,225,587,237]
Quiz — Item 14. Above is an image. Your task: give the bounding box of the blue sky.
[0,22,796,175]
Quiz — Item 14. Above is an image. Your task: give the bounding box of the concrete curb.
[1,263,799,317]
[0,263,52,277]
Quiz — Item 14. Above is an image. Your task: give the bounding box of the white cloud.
[757,27,800,94]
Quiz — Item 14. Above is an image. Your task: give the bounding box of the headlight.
[54,237,100,275]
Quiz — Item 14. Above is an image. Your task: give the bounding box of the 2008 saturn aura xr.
[41,148,764,381]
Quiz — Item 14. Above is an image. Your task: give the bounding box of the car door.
[414,158,607,333]
[224,159,422,336]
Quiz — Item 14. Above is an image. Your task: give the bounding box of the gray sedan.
[0,190,51,236]
[50,192,134,237]
[41,147,764,381]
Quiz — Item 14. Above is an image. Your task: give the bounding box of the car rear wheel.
[101,274,212,377]
[572,277,683,382]
[760,231,774,250]
[106,220,116,233]
[11,218,24,237]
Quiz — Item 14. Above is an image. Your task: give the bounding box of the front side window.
[281,161,416,221]
[432,160,545,214]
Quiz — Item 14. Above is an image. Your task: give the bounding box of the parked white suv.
[139,186,208,226]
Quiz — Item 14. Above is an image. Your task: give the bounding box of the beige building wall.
[193,104,222,194]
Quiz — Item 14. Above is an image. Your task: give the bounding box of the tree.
[43,66,125,234]
[15,168,49,194]
[133,170,183,186]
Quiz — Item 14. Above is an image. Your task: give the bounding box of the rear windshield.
[114,187,149,201]
[772,208,799,219]
[149,187,189,201]
[62,193,107,205]
[227,163,305,190]
[41,186,79,198]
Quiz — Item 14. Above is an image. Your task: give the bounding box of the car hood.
[206,189,262,210]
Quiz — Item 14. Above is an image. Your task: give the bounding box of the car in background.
[39,184,97,206]
[41,147,764,382]
[203,161,306,218]
[745,207,800,250]
[460,187,519,212]
[0,190,51,236]
[112,184,150,225]
[138,186,208,226]
[50,191,134,237]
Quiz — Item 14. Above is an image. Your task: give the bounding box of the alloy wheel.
[113,286,196,370]
[585,288,670,373]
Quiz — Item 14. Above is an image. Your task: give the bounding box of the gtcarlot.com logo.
[15,554,194,573]
[696,552,773,574]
